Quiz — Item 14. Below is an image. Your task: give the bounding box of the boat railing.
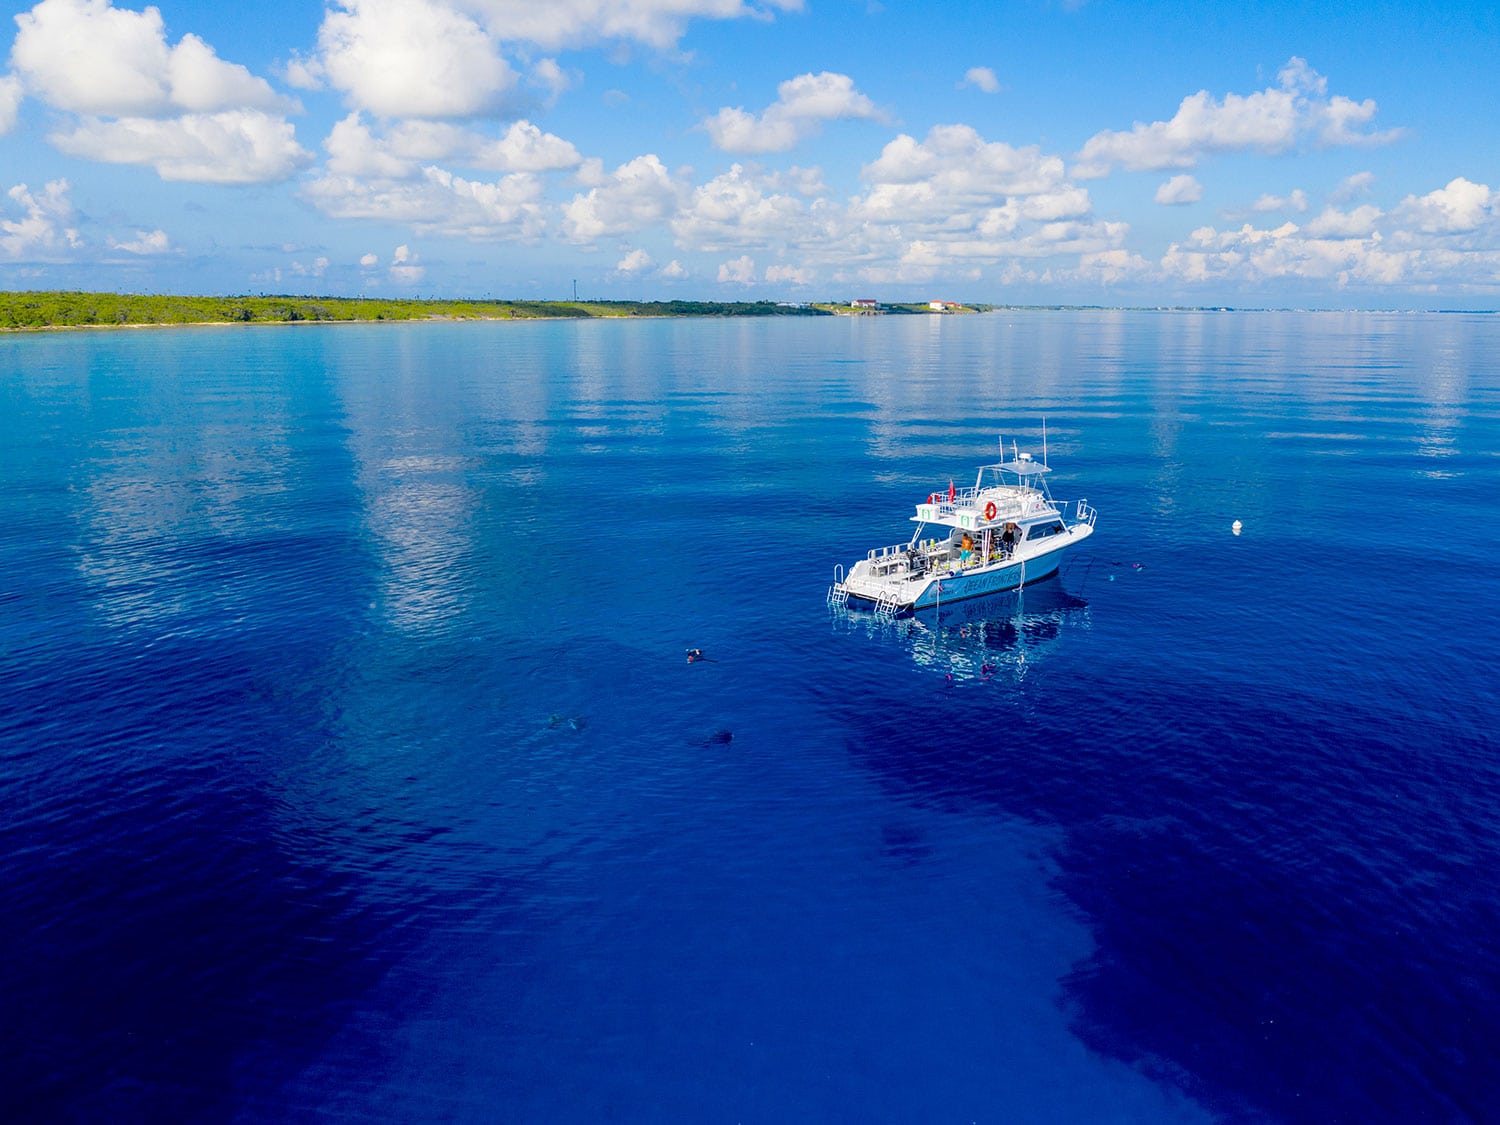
[865,522,1049,578]
[921,485,1030,523]
[863,542,916,578]
[919,495,958,519]
[1064,499,1097,528]
[921,484,982,516]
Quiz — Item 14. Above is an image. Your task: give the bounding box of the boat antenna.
[1042,416,1049,468]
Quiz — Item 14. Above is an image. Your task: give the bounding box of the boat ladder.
[872,589,903,618]
[827,565,849,607]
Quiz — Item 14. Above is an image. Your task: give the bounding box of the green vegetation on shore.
[0,291,996,330]
[0,291,843,330]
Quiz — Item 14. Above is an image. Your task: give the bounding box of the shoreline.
[3,291,1493,333]
[0,314,650,333]
[0,292,869,332]
[5,307,1495,333]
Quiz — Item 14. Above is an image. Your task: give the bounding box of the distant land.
[0,291,997,330]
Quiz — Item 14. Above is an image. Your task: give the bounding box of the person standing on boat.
[1001,523,1017,557]
[959,533,975,565]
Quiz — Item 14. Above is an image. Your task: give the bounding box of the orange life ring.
[984,501,997,520]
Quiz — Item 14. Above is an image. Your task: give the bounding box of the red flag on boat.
[947,480,955,502]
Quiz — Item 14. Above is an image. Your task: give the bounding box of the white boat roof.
[986,455,1051,475]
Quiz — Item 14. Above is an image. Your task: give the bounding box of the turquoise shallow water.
[2,311,1499,1121]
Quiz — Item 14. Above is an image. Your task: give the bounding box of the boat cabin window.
[1026,521,1066,540]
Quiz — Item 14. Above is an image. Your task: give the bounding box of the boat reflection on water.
[830,575,1090,684]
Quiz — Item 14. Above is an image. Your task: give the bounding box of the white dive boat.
[828,435,1097,615]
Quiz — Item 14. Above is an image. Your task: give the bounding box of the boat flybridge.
[829,433,1097,616]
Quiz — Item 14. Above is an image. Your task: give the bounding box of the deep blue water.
[2,311,1498,1122]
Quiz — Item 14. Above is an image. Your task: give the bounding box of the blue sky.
[1,0,1497,306]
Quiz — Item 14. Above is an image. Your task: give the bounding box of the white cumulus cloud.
[10,0,307,183]
[324,113,580,178]
[474,120,582,172]
[304,0,801,123]
[11,0,294,116]
[0,75,23,134]
[529,58,572,104]
[166,33,295,113]
[1396,177,1495,235]
[391,243,424,283]
[702,107,797,156]
[51,110,312,184]
[324,113,418,177]
[1073,57,1403,177]
[703,71,883,154]
[462,0,803,51]
[289,255,330,277]
[1160,219,1415,287]
[1153,181,1500,291]
[855,125,1069,222]
[1154,174,1202,205]
[1304,204,1382,239]
[674,163,839,253]
[107,228,171,254]
[1075,248,1153,285]
[1330,171,1375,203]
[802,123,1133,279]
[317,0,517,118]
[562,154,681,241]
[862,125,1065,198]
[1251,189,1308,213]
[616,247,652,273]
[961,66,1001,94]
[304,165,546,239]
[718,254,756,284]
[1,179,82,259]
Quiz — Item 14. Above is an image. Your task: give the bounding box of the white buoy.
[1232,519,1243,536]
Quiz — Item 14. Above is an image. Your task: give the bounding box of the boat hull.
[910,552,1060,608]
[843,530,1083,613]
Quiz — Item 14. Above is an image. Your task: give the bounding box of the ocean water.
[2,310,1498,1122]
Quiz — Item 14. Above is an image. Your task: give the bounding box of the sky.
[1,0,1497,307]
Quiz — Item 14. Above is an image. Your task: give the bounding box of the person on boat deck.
[1001,523,1017,555]
[959,533,975,564]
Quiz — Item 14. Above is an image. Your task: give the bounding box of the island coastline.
[0,291,998,332]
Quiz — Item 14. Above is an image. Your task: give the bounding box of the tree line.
[0,292,841,329]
